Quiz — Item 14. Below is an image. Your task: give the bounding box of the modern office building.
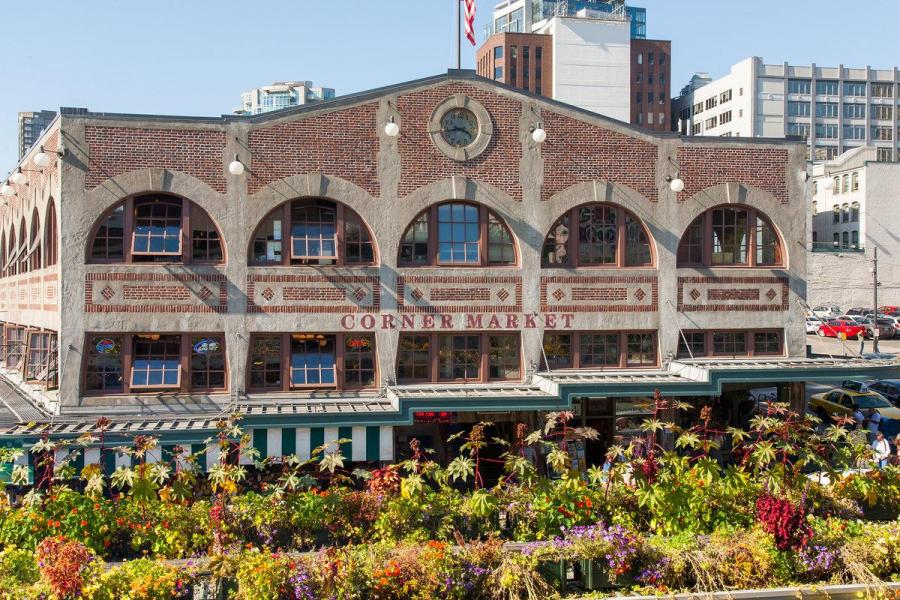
[477,0,670,129]
[672,57,899,162]
[234,81,336,115]
[18,110,57,159]
[0,70,894,478]
[807,147,900,308]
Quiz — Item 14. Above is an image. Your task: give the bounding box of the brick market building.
[0,71,896,476]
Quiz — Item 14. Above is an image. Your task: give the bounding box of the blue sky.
[1,0,897,171]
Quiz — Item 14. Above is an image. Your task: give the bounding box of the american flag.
[464,0,476,46]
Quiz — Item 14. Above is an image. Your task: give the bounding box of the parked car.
[817,319,868,339]
[811,305,842,318]
[805,318,822,334]
[839,315,871,325]
[846,307,873,316]
[878,306,900,314]
[809,388,900,423]
[875,319,897,339]
[868,380,900,406]
[878,315,900,334]
[841,380,872,392]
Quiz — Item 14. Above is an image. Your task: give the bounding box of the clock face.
[440,108,478,148]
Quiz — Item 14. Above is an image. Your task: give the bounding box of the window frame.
[246,332,378,393]
[396,332,521,384]
[398,202,518,268]
[24,330,58,388]
[676,329,784,358]
[249,198,376,267]
[542,203,654,268]
[677,206,784,268]
[3,324,26,370]
[87,194,225,265]
[44,200,57,268]
[541,331,658,370]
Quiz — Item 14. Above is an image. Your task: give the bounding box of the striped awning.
[1,426,394,483]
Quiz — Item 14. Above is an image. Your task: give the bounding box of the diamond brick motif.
[552,288,565,301]
[766,288,777,301]
[353,288,367,302]
[496,288,510,302]
[634,288,646,301]
[198,287,213,301]
[101,286,115,301]
[689,288,701,301]
[261,287,275,301]
[410,288,424,301]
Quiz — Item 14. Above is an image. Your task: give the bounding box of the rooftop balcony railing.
[811,242,865,253]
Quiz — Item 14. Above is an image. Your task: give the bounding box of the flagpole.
[456,0,462,69]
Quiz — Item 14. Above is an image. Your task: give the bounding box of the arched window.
[832,176,840,193]
[29,209,41,272]
[399,202,516,267]
[542,203,652,267]
[850,201,859,222]
[841,174,849,193]
[842,231,849,247]
[88,194,224,264]
[677,206,783,267]
[851,172,859,191]
[17,219,27,274]
[841,203,849,223]
[44,201,57,267]
[832,205,840,223]
[250,198,375,266]
[851,230,859,248]
[6,228,15,277]
[833,232,839,247]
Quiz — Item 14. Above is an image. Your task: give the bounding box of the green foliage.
[86,558,193,600]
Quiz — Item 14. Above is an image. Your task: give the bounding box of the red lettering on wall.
[465,314,484,328]
[487,315,501,328]
[545,314,557,329]
[506,314,519,329]
[440,314,452,329]
[341,315,355,329]
[360,314,376,329]
[422,314,435,329]
[525,314,537,328]
[401,315,416,329]
[382,314,396,329]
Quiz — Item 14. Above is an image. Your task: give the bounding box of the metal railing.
[811,242,865,253]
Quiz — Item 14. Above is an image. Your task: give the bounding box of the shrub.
[35,536,100,599]
[87,558,193,600]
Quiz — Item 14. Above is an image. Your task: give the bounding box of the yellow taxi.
[809,388,900,423]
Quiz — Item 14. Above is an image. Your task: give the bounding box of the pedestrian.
[852,406,866,430]
[858,330,865,355]
[867,408,882,441]
[872,432,891,469]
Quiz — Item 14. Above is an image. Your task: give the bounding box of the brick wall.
[84,126,227,192]
[247,103,379,196]
[396,83,523,199]
[677,146,789,203]
[541,111,659,200]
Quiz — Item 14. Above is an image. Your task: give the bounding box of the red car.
[818,319,868,339]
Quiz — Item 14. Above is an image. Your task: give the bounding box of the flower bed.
[0,399,898,597]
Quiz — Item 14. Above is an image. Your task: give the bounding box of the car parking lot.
[806,333,900,357]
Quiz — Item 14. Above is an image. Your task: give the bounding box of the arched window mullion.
[282,202,291,266]
[336,202,346,267]
[181,200,191,265]
[479,205,488,267]
[123,197,135,264]
[615,207,626,266]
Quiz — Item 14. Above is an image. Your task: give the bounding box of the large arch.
[85,192,226,264]
[248,196,378,266]
[676,203,785,268]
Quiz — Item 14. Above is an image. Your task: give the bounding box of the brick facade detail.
[396,83,523,199]
[84,272,227,313]
[84,126,227,192]
[247,273,380,314]
[677,276,789,312]
[676,146,789,203]
[540,275,658,312]
[247,103,379,196]
[398,275,522,313]
[541,111,659,201]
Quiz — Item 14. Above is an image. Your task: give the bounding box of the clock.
[440,108,478,148]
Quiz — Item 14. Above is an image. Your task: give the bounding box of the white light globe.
[384,122,400,137]
[669,177,685,193]
[228,159,245,176]
[33,151,52,168]
[0,184,15,197]
[10,171,27,185]
[821,177,834,191]
[531,127,547,143]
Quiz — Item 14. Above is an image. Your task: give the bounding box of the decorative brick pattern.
[398,275,522,313]
[496,288,510,301]
[633,288,646,301]
[85,272,227,313]
[247,273,379,313]
[541,111,659,201]
[541,275,658,312]
[676,146,789,203]
[247,103,379,196]
[677,276,789,312]
[396,83,522,199]
[84,126,227,192]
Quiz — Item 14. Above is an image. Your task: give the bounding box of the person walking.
[872,432,891,469]
[852,406,866,430]
[867,408,882,442]
[858,330,866,355]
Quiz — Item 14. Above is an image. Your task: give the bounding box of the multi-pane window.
[851,230,859,246]
[25,331,56,385]
[851,173,859,191]
[190,336,226,391]
[4,326,25,369]
[705,116,717,129]
[439,334,481,381]
[842,174,850,193]
[719,111,732,124]
[397,335,430,381]
[832,205,840,223]
[788,101,810,117]
[89,195,223,264]
[787,123,809,140]
[251,199,374,266]
[290,335,336,387]
[488,335,520,379]
[720,89,732,103]
[44,202,57,267]
[343,335,375,387]
[842,203,850,222]
[844,82,866,96]
[678,207,782,267]
[398,202,516,267]
[541,332,657,369]
[542,204,652,268]
[873,104,894,121]
[871,83,894,98]
[753,332,782,354]
[131,335,181,389]
[815,124,838,138]
[844,103,865,119]
[815,102,838,118]
[705,97,718,110]
[85,336,123,392]
[788,79,811,94]
[816,80,839,95]
[712,331,747,355]
[249,335,282,390]
[677,332,706,358]
[872,126,893,141]
[877,147,895,162]
[843,125,865,140]
[679,330,782,358]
